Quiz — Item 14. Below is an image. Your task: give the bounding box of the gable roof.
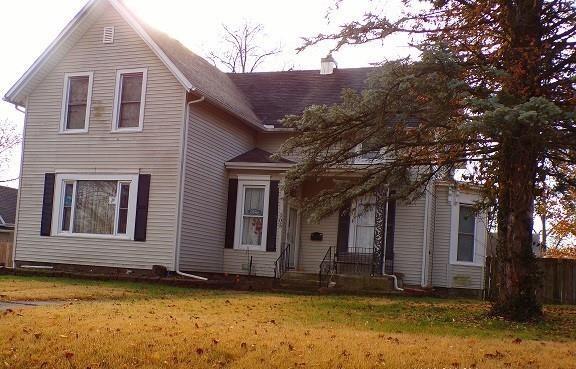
[3,0,373,131]
[228,68,373,127]
[0,186,18,226]
[3,0,261,127]
[141,25,260,125]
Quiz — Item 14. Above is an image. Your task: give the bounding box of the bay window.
[53,174,138,239]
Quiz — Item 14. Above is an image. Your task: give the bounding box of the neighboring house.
[3,0,488,291]
[0,185,17,243]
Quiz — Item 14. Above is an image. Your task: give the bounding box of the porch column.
[373,187,388,275]
[374,188,396,276]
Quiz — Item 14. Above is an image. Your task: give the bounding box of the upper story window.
[354,142,384,164]
[457,205,476,262]
[60,72,93,133]
[112,68,147,132]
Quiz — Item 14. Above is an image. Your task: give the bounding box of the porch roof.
[225,148,295,171]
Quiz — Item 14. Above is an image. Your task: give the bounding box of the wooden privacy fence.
[485,256,576,304]
[0,241,13,268]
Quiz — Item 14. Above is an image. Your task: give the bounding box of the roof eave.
[3,0,197,106]
[224,162,295,171]
[3,0,98,105]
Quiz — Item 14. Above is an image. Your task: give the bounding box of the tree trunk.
[492,143,542,321]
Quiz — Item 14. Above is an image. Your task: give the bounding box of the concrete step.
[281,271,319,282]
[331,274,395,292]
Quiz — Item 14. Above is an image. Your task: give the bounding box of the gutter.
[173,93,207,281]
[420,184,431,287]
[381,186,403,291]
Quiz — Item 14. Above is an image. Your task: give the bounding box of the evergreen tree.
[280,0,575,321]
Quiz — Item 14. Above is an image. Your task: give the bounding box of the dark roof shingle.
[228,148,294,164]
[141,24,261,126]
[228,68,373,127]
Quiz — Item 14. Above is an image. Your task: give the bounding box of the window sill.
[111,127,143,133]
[232,245,266,252]
[53,232,132,241]
[450,261,484,267]
[58,129,89,135]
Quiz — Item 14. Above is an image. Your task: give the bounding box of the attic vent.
[102,26,115,44]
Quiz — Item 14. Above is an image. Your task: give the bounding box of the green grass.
[1,275,575,369]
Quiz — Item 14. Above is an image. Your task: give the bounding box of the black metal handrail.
[335,247,375,275]
[318,247,335,288]
[274,243,291,279]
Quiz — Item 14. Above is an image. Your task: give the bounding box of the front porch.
[223,149,427,289]
[273,177,404,291]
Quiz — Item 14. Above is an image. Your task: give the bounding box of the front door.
[285,207,299,269]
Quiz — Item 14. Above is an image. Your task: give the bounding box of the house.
[0,186,17,242]
[0,185,17,267]
[3,0,488,292]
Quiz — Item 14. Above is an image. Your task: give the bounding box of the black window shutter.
[224,178,238,249]
[336,201,351,255]
[134,174,151,242]
[266,180,280,252]
[384,192,397,275]
[40,173,56,236]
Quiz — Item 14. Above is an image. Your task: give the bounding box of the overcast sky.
[0,0,415,188]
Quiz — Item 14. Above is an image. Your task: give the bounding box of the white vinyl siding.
[431,185,485,289]
[179,104,255,273]
[14,2,185,270]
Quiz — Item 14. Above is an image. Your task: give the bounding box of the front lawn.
[0,275,575,368]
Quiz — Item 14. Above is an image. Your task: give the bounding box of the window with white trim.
[112,68,147,131]
[348,195,376,251]
[354,142,384,164]
[234,177,270,250]
[60,72,93,133]
[53,174,138,239]
[457,205,475,262]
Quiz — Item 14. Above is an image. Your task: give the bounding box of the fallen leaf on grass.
[484,351,504,360]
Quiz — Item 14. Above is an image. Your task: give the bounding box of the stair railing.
[274,243,291,279]
[318,246,335,288]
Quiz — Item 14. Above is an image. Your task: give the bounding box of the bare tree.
[208,22,281,73]
[0,119,21,183]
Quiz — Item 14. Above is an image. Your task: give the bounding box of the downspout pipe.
[174,94,207,281]
[381,186,403,291]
